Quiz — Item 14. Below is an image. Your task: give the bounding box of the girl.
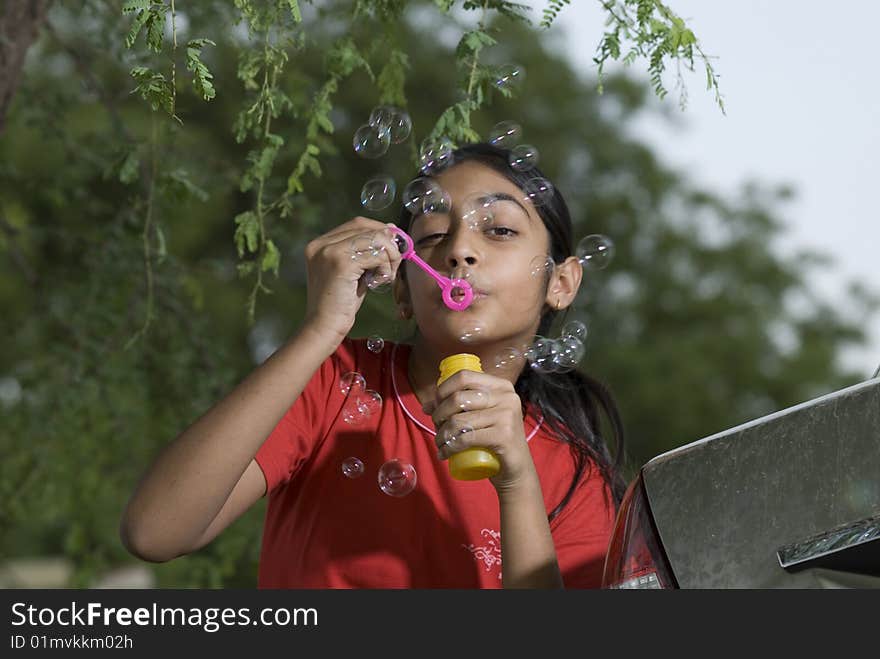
[120,142,627,588]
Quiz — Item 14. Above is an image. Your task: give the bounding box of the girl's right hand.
[302,217,403,341]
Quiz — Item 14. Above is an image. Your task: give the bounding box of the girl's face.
[401,160,554,351]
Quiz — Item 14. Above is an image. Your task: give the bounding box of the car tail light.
[602,472,678,589]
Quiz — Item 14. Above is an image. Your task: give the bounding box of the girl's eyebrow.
[486,192,532,221]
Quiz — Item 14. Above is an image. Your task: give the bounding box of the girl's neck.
[406,334,526,407]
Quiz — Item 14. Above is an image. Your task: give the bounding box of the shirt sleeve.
[549,461,618,588]
[254,339,352,493]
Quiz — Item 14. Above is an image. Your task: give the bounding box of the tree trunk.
[0,0,51,134]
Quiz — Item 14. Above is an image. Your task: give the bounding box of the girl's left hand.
[425,369,537,493]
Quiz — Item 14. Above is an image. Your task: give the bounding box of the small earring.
[398,307,411,320]
[555,297,561,311]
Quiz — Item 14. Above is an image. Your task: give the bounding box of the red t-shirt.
[254,338,616,588]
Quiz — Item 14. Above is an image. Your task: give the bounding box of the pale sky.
[526,0,880,379]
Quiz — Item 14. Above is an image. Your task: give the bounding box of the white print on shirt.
[462,528,503,580]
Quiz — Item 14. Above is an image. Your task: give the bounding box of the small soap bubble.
[439,423,474,449]
[457,389,488,411]
[561,320,588,343]
[403,177,451,216]
[341,399,363,424]
[350,232,384,261]
[522,177,554,207]
[529,254,555,278]
[488,120,522,148]
[450,267,477,288]
[461,193,496,231]
[368,105,412,144]
[525,336,560,374]
[493,64,525,91]
[419,138,454,175]
[341,457,365,479]
[364,270,392,292]
[458,324,485,343]
[339,372,366,396]
[576,234,615,270]
[353,123,391,159]
[342,390,381,425]
[356,389,383,417]
[508,144,539,172]
[553,336,585,371]
[360,175,396,211]
[367,335,385,353]
[493,347,522,370]
[378,459,417,497]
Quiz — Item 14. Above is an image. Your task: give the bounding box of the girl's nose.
[445,234,479,269]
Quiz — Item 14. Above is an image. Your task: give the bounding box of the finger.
[313,229,394,285]
[347,227,404,280]
[430,388,492,428]
[432,370,513,411]
[435,414,502,460]
[312,216,392,245]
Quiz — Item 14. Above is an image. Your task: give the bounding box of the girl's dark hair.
[398,142,628,516]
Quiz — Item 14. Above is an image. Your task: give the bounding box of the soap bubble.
[419,138,454,175]
[350,232,384,261]
[525,336,560,373]
[458,324,486,343]
[561,320,588,343]
[403,177,451,216]
[353,123,391,159]
[439,423,475,450]
[342,389,382,425]
[341,457,365,479]
[576,234,615,270]
[461,193,496,231]
[360,175,396,211]
[509,144,538,171]
[357,389,383,416]
[368,105,412,144]
[456,389,488,411]
[367,335,385,353]
[553,336,585,371]
[529,254,555,278]
[339,372,366,396]
[378,459,417,497]
[364,270,392,292]
[493,346,522,370]
[522,177,554,207]
[493,64,525,92]
[488,120,522,148]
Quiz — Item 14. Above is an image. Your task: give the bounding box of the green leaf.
[233,211,260,257]
[261,240,280,276]
[377,50,409,107]
[287,0,302,23]
[124,10,151,49]
[456,30,497,59]
[122,0,151,14]
[155,224,167,264]
[186,38,217,101]
[119,149,139,184]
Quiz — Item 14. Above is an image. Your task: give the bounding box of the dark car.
[602,374,880,588]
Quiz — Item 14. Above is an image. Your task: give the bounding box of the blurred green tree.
[0,1,873,587]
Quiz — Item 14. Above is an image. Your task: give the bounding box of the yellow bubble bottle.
[437,353,501,480]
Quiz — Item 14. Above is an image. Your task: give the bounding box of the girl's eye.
[487,226,517,238]
[416,233,446,246]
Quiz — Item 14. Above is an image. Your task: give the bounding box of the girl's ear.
[545,256,583,311]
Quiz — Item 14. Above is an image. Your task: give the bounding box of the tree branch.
[0,0,52,133]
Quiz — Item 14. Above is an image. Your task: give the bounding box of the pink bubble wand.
[388,226,474,311]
